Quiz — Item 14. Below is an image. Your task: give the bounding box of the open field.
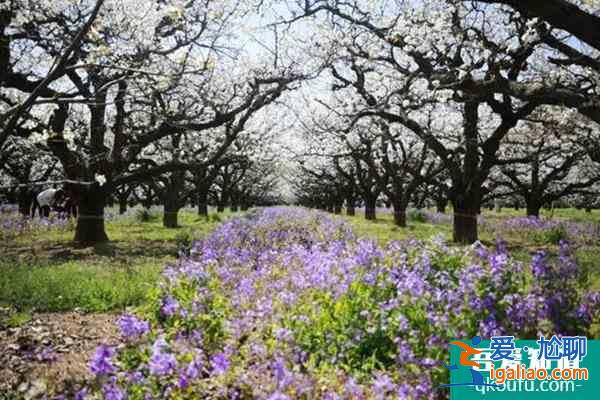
[1,206,599,398]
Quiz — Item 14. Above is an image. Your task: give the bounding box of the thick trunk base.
[119,200,127,215]
[453,210,478,244]
[74,187,108,244]
[163,210,179,228]
[435,198,448,214]
[198,202,208,217]
[18,189,33,217]
[394,208,407,227]
[74,200,108,245]
[526,205,541,218]
[365,205,376,221]
[347,206,355,216]
[19,201,32,218]
[75,217,108,243]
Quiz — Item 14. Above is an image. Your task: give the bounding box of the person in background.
[32,188,65,218]
[58,190,78,218]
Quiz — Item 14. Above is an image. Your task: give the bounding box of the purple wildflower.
[117,314,150,340]
[185,354,203,380]
[75,388,88,400]
[90,345,116,376]
[161,296,180,317]
[372,373,395,398]
[210,352,230,375]
[149,348,177,376]
[102,382,125,400]
[267,393,290,400]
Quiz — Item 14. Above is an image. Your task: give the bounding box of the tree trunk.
[6,188,17,204]
[241,204,249,211]
[494,199,502,213]
[198,202,208,217]
[18,188,33,217]
[197,190,209,218]
[346,196,355,216]
[453,100,481,245]
[526,201,541,218]
[74,186,108,243]
[453,207,478,244]
[333,203,342,214]
[163,193,180,228]
[163,204,179,228]
[586,206,592,213]
[365,199,376,220]
[393,207,407,227]
[118,197,127,215]
[163,210,179,228]
[217,191,228,213]
[435,197,447,214]
[230,204,239,212]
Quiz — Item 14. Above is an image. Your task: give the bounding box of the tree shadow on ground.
[2,239,178,266]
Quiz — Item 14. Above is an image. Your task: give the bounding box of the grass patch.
[16,209,228,245]
[0,311,32,328]
[0,259,163,312]
[344,211,452,244]
[1,208,237,313]
[134,208,160,223]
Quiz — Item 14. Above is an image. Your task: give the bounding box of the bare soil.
[0,312,119,397]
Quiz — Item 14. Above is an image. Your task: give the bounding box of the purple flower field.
[402,208,600,246]
[0,204,73,240]
[64,207,599,399]
[0,205,129,241]
[482,216,600,246]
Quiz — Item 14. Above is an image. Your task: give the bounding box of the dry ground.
[0,311,119,397]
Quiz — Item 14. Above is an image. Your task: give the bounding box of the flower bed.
[72,207,599,399]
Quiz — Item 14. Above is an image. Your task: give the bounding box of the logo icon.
[439,336,501,389]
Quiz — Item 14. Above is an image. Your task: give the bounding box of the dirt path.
[0,312,119,398]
